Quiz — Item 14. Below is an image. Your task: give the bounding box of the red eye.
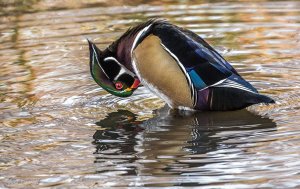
[115,82,123,90]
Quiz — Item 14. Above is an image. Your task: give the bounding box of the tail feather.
[209,87,275,111]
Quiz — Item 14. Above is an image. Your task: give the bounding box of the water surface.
[1,0,300,188]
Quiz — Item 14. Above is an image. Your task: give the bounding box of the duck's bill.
[130,77,141,90]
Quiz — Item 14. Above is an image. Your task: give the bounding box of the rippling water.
[1,0,300,188]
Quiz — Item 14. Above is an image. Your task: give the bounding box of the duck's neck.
[108,20,160,73]
[114,33,138,73]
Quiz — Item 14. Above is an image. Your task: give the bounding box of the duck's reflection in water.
[93,106,276,176]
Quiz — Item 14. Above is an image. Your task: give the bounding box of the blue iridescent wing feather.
[179,27,240,76]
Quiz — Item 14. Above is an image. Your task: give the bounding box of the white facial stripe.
[91,44,110,78]
[160,43,196,107]
[103,57,122,64]
[104,57,135,77]
[113,67,127,81]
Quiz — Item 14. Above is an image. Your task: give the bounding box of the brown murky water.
[1,0,300,188]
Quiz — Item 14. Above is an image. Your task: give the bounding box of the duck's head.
[87,40,140,97]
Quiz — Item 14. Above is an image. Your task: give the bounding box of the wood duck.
[88,19,275,111]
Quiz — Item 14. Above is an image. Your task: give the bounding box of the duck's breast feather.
[132,34,194,108]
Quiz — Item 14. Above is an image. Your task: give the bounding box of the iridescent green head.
[88,40,140,97]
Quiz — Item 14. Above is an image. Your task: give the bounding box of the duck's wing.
[179,27,240,76]
[152,23,258,93]
[150,22,277,110]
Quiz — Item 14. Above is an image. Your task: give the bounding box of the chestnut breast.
[132,34,194,108]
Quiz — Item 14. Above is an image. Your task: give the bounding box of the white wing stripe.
[215,79,257,94]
